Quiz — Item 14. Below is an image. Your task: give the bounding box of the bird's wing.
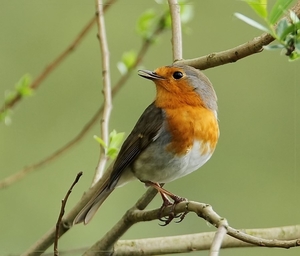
[108,102,164,188]
[74,102,163,225]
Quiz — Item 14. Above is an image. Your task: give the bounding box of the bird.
[74,63,219,225]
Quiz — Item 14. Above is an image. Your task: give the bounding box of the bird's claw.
[158,196,188,226]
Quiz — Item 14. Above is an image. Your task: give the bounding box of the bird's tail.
[73,182,114,225]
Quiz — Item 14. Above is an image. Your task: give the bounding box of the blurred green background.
[0,1,299,255]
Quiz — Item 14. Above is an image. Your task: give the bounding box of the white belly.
[132,140,213,184]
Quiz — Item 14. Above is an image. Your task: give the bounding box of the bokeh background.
[0,1,299,255]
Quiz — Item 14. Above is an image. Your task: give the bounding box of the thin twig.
[0,0,117,116]
[54,172,83,256]
[210,222,228,256]
[168,0,183,61]
[92,0,113,186]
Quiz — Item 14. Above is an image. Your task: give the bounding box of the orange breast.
[164,106,219,156]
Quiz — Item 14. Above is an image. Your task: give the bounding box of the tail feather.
[74,186,114,225]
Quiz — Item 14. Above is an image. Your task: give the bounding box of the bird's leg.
[145,181,188,225]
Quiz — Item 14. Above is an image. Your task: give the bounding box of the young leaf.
[136,9,156,39]
[244,0,268,19]
[107,130,125,159]
[117,62,127,75]
[234,12,270,32]
[264,44,285,50]
[93,135,107,148]
[289,51,300,61]
[107,148,119,159]
[289,10,300,24]
[278,22,296,41]
[122,50,137,69]
[269,0,294,25]
[276,18,289,39]
[109,130,124,150]
[0,109,12,125]
[179,3,194,24]
[16,74,32,96]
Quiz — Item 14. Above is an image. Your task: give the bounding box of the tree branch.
[83,201,300,254]
[92,0,113,186]
[168,0,182,61]
[42,225,300,255]
[210,221,228,256]
[176,0,300,69]
[112,225,300,255]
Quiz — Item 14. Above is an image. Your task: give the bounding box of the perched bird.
[74,64,219,225]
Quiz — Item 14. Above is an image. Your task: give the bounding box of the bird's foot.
[144,181,189,226]
[158,195,187,226]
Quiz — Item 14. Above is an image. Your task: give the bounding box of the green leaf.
[289,10,300,24]
[244,0,268,19]
[4,74,33,105]
[0,109,12,125]
[117,50,137,75]
[107,147,119,159]
[269,0,293,24]
[288,51,300,61]
[117,62,127,75]
[109,130,124,150]
[107,130,125,159]
[93,135,107,148]
[264,44,285,50]
[278,23,296,41]
[122,50,137,69]
[235,12,270,32]
[136,9,157,39]
[276,18,290,39]
[16,74,33,96]
[4,90,17,105]
[179,3,193,24]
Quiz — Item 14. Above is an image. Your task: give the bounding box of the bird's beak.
[138,70,165,80]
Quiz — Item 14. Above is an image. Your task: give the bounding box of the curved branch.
[42,224,300,256]
[84,200,300,254]
[112,225,300,255]
[84,201,300,255]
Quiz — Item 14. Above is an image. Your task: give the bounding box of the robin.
[74,63,219,225]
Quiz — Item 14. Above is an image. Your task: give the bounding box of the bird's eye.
[173,71,183,79]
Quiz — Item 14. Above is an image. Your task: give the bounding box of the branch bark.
[41,225,300,256]
[83,200,300,254]
[168,0,182,61]
[92,0,113,185]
